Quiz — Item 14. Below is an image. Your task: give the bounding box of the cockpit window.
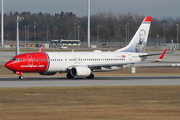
[17,58,22,61]
[11,58,22,61]
[11,58,16,61]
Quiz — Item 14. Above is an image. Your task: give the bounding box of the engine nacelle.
[70,66,91,76]
[39,72,56,75]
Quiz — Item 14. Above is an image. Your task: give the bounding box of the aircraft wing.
[88,59,160,69]
[88,49,167,69]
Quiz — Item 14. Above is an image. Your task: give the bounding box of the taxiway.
[0,75,180,88]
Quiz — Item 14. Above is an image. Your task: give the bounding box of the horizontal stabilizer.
[139,49,172,58]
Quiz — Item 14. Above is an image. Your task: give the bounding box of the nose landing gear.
[14,71,24,80]
[19,75,24,80]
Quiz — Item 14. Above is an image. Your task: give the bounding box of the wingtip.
[158,48,167,60]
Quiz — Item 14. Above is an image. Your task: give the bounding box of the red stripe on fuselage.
[5,52,49,72]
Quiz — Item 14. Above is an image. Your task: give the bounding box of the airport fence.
[2,37,177,50]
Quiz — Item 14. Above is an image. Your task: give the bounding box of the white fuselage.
[46,51,146,72]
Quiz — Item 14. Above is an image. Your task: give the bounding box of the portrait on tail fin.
[115,16,151,53]
[135,29,147,53]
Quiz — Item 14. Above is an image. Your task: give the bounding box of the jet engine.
[70,66,91,76]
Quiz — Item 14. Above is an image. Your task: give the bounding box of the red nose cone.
[5,61,15,71]
[5,62,10,68]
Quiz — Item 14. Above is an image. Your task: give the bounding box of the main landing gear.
[66,72,94,79]
[67,72,74,79]
[86,74,94,79]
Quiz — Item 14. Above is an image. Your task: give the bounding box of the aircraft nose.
[5,62,10,68]
[5,61,15,71]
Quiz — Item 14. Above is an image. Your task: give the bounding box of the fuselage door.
[27,55,33,66]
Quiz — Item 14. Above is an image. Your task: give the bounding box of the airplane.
[5,16,167,79]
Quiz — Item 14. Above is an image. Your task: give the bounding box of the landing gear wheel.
[86,74,94,79]
[19,75,24,80]
[67,72,74,79]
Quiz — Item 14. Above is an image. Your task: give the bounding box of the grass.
[0,86,180,120]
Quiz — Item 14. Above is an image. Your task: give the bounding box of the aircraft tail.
[115,16,152,53]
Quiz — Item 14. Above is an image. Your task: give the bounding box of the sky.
[1,0,180,19]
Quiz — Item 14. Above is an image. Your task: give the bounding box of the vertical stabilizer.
[115,16,152,53]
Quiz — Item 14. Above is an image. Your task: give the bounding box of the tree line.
[1,11,180,43]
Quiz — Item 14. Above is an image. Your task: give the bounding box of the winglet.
[158,48,167,61]
[39,45,43,52]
